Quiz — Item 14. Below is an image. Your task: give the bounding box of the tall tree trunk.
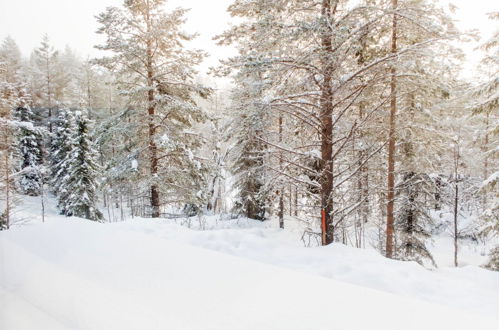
[386,0,398,258]
[405,172,416,258]
[146,6,160,218]
[319,0,336,245]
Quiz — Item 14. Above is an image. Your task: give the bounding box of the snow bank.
[1,217,498,330]
[111,218,499,318]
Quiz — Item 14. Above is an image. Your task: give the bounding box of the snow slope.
[1,197,498,329]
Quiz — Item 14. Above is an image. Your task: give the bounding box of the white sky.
[0,0,497,75]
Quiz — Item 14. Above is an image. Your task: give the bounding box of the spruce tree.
[58,112,103,221]
[395,172,437,267]
[51,109,76,197]
[12,106,44,196]
[228,72,270,220]
[485,246,499,272]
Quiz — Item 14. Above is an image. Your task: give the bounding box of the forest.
[0,1,498,328]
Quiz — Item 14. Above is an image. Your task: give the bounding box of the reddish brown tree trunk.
[320,0,336,245]
[386,0,398,258]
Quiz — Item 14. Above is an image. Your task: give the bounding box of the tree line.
[0,0,497,270]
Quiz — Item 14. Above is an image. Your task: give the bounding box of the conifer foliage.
[229,73,270,220]
[95,0,210,217]
[55,110,103,221]
[13,106,44,196]
[395,172,437,267]
[0,0,497,274]
[51,109,76,197]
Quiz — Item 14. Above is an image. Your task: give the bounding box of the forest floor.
[1,196,498,330]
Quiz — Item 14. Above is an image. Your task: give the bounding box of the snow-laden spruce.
[54,110,103,221]
[12,106,44,196]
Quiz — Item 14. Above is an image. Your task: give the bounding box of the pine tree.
[12,106,44,196]
[378,0,462,258]
[95,0,209,217]
[218,0,402,240]
[58,112,103,221]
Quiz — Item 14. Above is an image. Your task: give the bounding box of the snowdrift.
[1,216,498,330]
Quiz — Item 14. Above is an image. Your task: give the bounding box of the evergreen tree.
[480,171,498,271]
[95,0,209,217]
[50,109,76,197]
[485,246,499,272]
[58,112,103,221]
[12,106,44,196]
[394,172,437,267]
[218,0,405,239]
[228,70,271,220]
[472,12,498,270]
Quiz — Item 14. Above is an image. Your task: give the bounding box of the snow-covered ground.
[1,196,498,329]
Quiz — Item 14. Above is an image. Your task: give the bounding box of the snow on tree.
[1,37,30,229]
[57,112,103,221]
[95,0,210,217]
[228,72,271,220]
[29,35,61,132]
[0,36,28,116]
[218,0,421,241]
[480,171,499,271]
[50,109,76,197]
[468,12,499,271]
[12,106,44,196]
[471,12,499,118]
[0,118,16,230]
[485,246,499,272]
[377,0,463,259]
[202,96,229,215]
[394,172,437,268]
